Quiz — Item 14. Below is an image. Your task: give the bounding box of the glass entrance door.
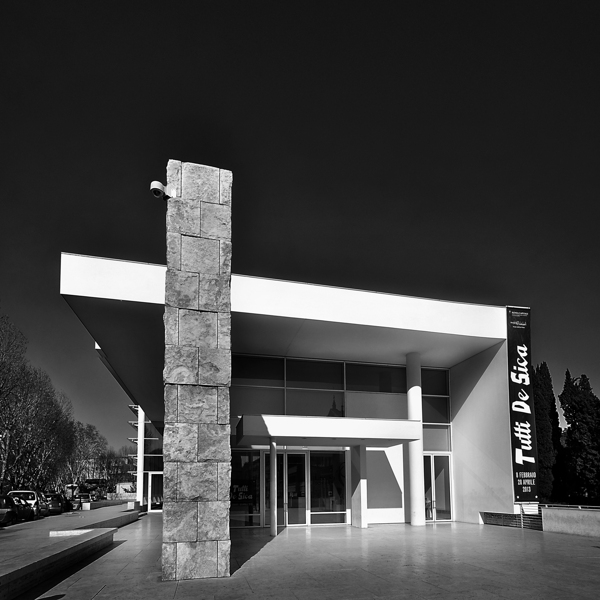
[424,455,451,521]
[265,452,307,527]
[147,471,163,512]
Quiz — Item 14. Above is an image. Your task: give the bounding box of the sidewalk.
[16,515,600,600]
[0,505,138,568]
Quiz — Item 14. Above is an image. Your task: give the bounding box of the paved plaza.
[18,514,600,600]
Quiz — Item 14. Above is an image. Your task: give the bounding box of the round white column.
[270,438,277,536]
[407,352,426,526]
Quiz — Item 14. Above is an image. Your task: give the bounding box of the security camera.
[150,181,168,199]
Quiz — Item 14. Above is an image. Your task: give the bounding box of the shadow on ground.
[14,541,127,600]
[230,526,280,574]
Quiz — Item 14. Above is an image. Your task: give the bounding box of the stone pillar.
[136,405,145,506]
[350,444,368,528]
[407,352,426,526]
[269,438,277,537]
[162,160,233,580]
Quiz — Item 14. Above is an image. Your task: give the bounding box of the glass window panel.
[345,391,407,419]
[231,451,261,518]
[287,454,306,525]
[230,514,261,527]
[422,369,448,395]
[311,513,346,524]
[286,359,343,390]
[422,396,450,423]
[143,455,164,471]
[346,364,406,393]
[423,425,450,451]
[230,386,284,416]
[424,455,433,521]
[434,456,452,520]
[232,355,284,387]
[310,451,346,512]
[286,390,345,417]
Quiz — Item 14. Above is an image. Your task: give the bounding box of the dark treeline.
[533,362,600,504]
[0,312,134,494]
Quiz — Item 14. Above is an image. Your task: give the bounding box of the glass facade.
[233,450,347,528]
[230,355,450,422]
[230,356,452,526]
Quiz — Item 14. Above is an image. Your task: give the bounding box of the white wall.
[450,342,514,523]
[366,445,406,523]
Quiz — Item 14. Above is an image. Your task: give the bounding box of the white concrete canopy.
[236,414,422,448]
[60,252,508,426]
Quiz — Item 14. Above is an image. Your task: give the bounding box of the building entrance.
[424,455,451,521]
[265,452,307,527]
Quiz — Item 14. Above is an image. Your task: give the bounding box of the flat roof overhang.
[60,253,508,428]
[236,415,422,448]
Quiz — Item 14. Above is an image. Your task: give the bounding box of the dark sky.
[2,2,599,447]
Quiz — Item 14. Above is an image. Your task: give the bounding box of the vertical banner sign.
[507,307,539,502]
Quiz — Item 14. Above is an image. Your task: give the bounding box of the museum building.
[60,159,539,580]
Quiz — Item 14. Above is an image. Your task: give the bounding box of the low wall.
[81,500,129,510]
[542,507,600,537]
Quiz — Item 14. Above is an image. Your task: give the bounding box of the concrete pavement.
[14,514,600,600]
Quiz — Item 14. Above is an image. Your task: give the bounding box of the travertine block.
[217,313,231,349]
[198,348,231,386]
[163,501,198,542]
[163,423,199,462]
[178,462,218,502]
[217,388,230,425]
[182,162,219,204]
[166,198,201,236]
[167,159,182,198]
[217,540,231,577]
[197,424,231,461]
[198,501,230,540]
[167,232,181,270]
[198,275,230,312]
[165,270,198,310]
[164,346,198,384]
[217,462,232,501]
[181,236,220,275]
[164,384,178,422]
[162,542,177,581]
[178,310,217,349]
[219,170,232,206]
[201,203,231,240]
[177,541,218,579]
[177,385,217,423]
[164,307,178,346]
[219,240,232,276]
[163,462,177,501]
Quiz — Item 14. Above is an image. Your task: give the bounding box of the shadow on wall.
[367,449,403,509]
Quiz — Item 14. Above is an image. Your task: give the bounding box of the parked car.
[46,493,65,515]
[38,494,50,517]
[0,496,20,526]
[8,490,45,519]
[10,496,34,521]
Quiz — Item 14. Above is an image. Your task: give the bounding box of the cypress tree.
[532,363,557,501]
[558,371,600,504]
